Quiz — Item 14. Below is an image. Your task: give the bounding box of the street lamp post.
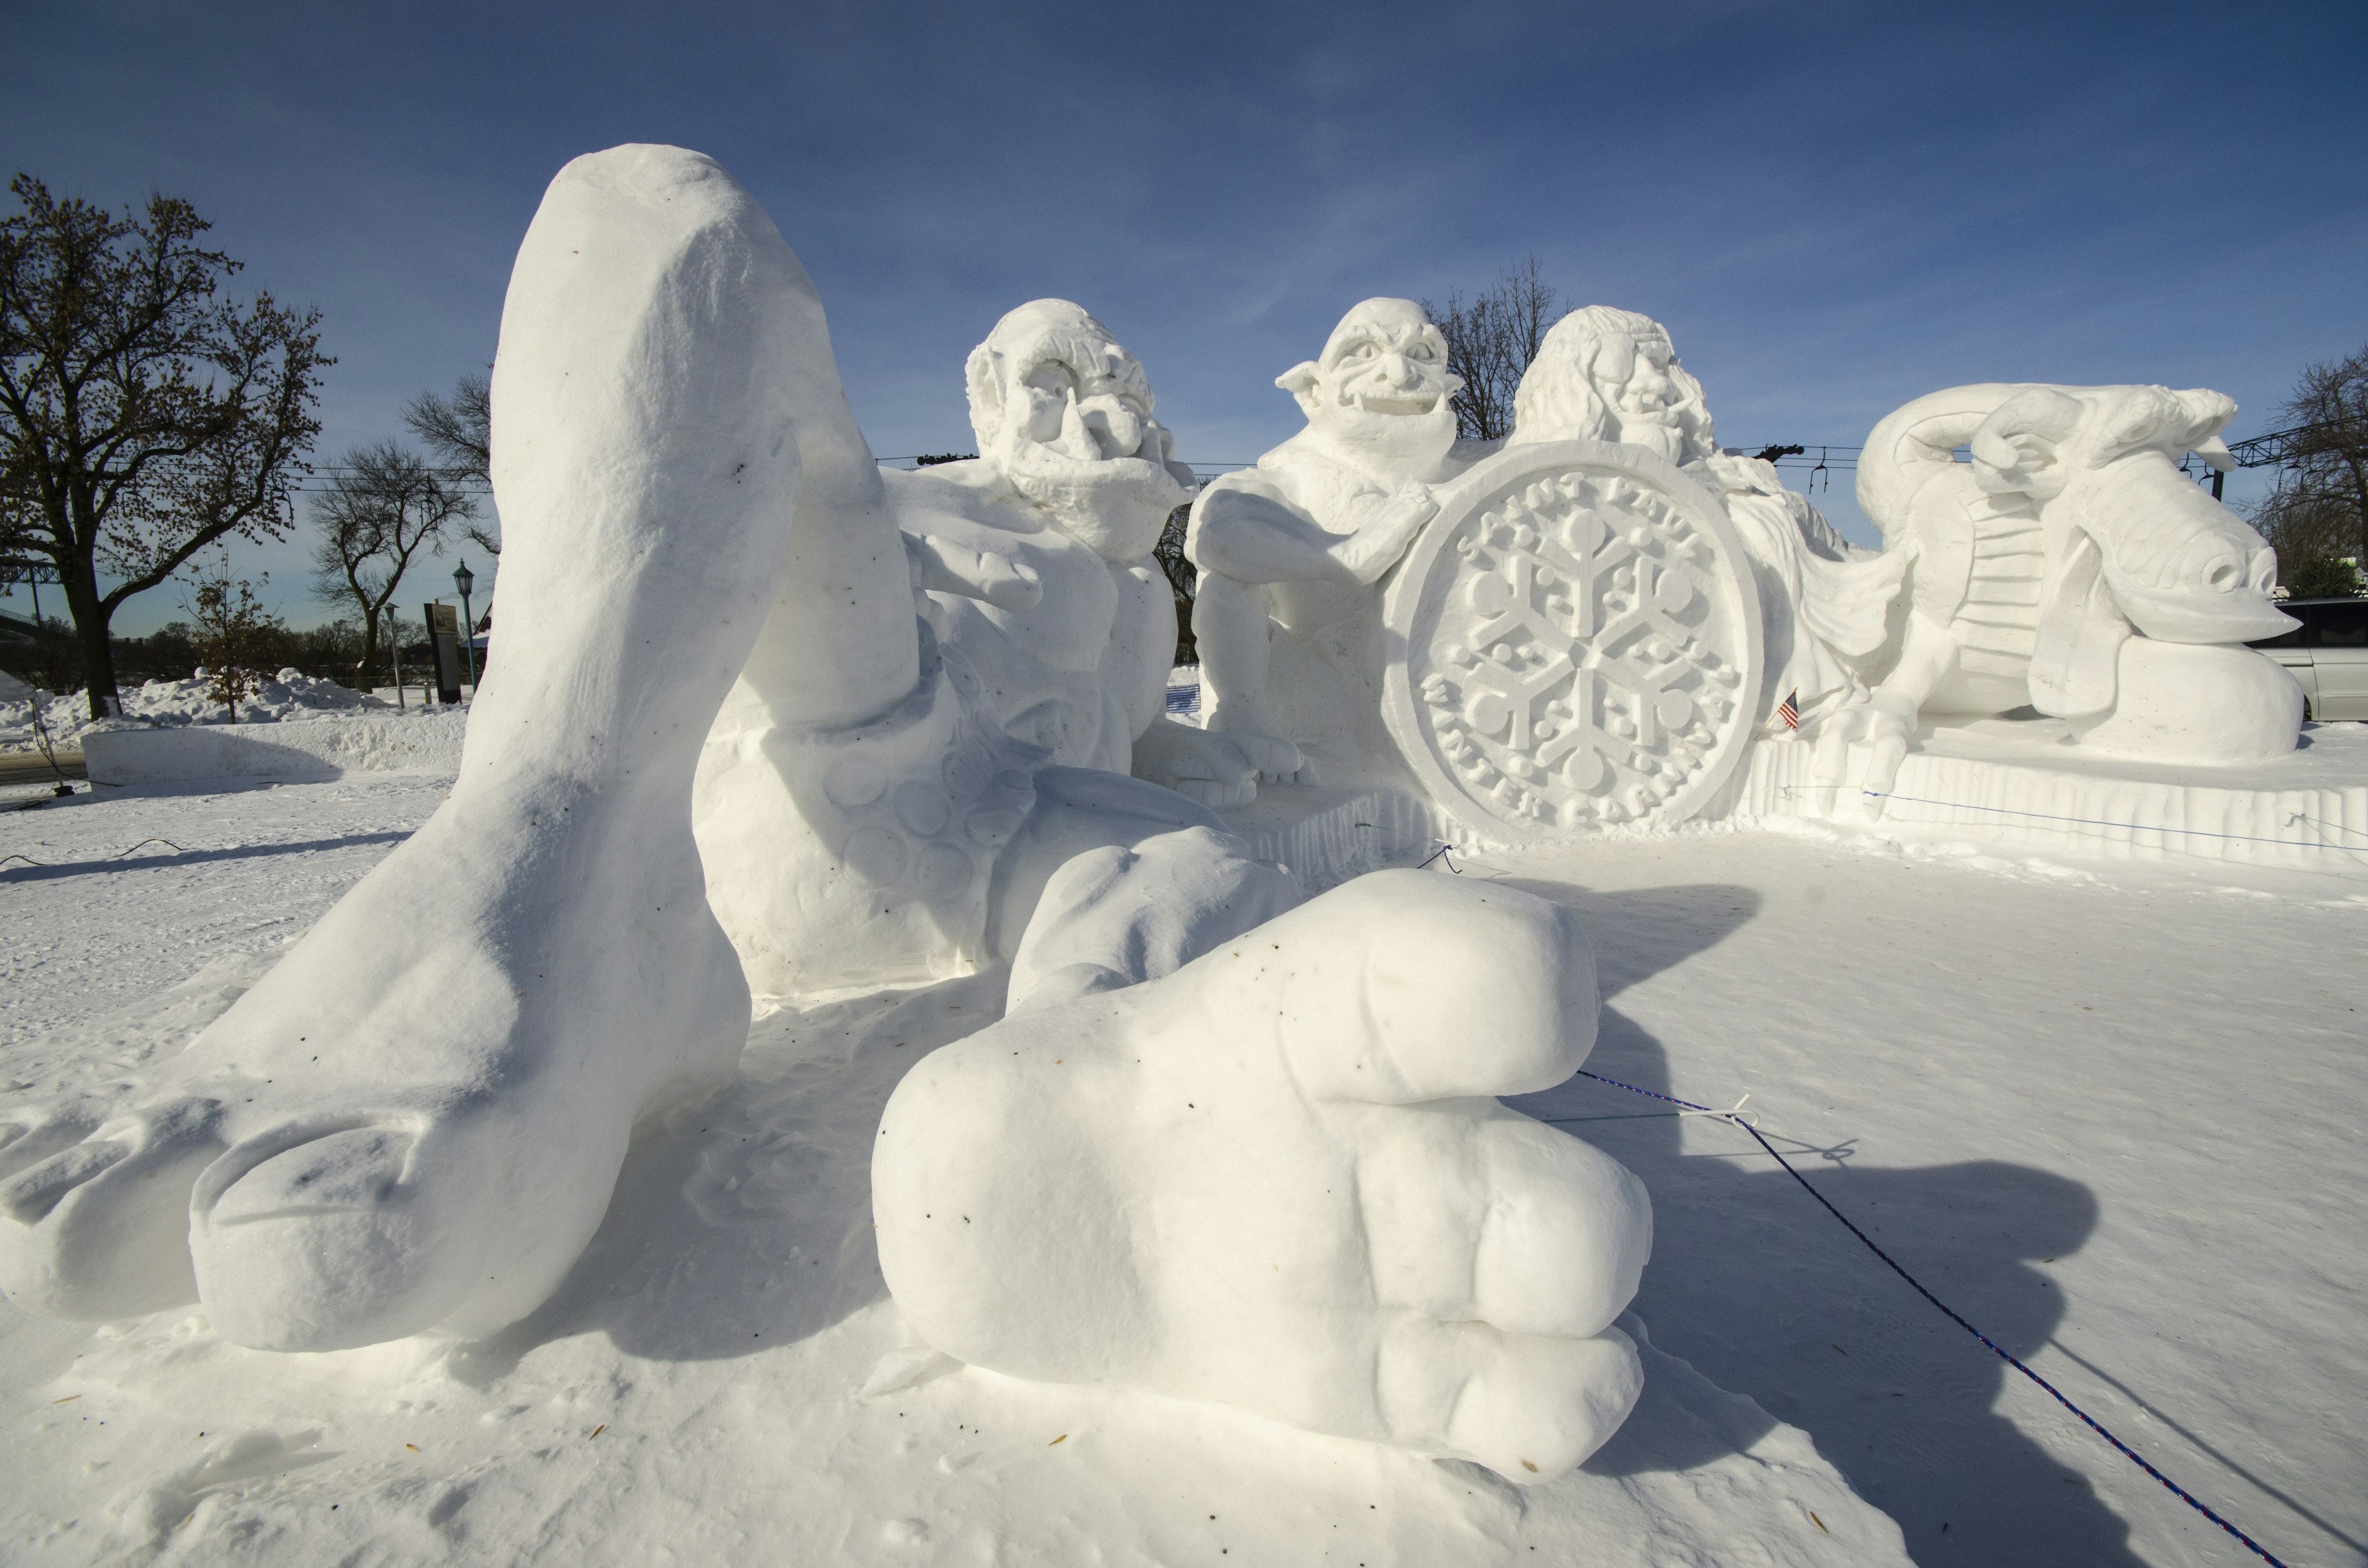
[453,560,478,693]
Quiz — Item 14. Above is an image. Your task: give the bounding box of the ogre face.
[1279,299,1462,481]
[1588,333,1699,461]
[1508,309,1714,466]
[967,300,1191,563]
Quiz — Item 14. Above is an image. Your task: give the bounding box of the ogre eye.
[1022,363,1078,398]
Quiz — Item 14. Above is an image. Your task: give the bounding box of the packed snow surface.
[2,774,2364,1564]
[1,673,384,753]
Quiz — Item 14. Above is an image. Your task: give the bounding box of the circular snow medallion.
[1383,440,1763,844]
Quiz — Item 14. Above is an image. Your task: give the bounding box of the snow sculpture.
[1381,441,1763,840]
[887,301,1254,803]
[1185,299,1463,793]
[1505,306,1907,738]
[0,147,1651,1485]
[1837,382,2301,787]
[880,870,1651,1482]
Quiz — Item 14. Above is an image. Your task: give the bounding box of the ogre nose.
[1077,394,1145,459]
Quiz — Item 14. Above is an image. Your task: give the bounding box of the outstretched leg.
[0,146,834,1348]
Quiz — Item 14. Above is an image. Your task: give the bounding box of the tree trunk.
[360,604,381,686]
[59,562,120,720]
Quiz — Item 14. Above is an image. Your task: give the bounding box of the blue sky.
[7,0,2364,634]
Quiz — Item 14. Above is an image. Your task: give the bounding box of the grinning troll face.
[1509,306,1714,466]
[1276,298,1462,482]
[966,299,1194,563]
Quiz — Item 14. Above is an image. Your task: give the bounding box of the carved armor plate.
[1382,441,1764,844]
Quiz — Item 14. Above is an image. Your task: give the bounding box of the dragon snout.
[2075,458,2296,642]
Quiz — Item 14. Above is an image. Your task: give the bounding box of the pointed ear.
[1275,360,1322,416]
[964,343,1003,448]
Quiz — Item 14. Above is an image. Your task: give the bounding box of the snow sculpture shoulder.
[1185,300,1463,794]
[1844,382,2301,779]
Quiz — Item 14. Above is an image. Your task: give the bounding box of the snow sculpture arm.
[1130,716,1258,808]
[902,531,1043,612]
[1812,607,1957,810]
[1189,473,1437,589]
[877,870,1651,1485]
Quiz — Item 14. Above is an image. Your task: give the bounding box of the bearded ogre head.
[1276,299,1462,482]
[1510,306,1714,466]
[965,300,1194,562]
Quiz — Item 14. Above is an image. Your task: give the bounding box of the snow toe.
[0,1098,226,1320]
[190,1108,628,1350]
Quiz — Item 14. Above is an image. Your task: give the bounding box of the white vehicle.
[2253,597,2368,720]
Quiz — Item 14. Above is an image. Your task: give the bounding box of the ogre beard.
[994,427,1190,563]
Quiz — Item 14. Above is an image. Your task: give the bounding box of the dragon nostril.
[2208,562,2238,591]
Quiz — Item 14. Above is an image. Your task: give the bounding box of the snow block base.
[1735,714,2368,868]
[82,711,471,785]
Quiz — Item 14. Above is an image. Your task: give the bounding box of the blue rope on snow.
[1564,1067,2294,1567]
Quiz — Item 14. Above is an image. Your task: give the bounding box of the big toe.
[1252,872,1597,1104]
[192,1122,469,1350]
[191,1112,628,1352]
[0,1106,224,1320]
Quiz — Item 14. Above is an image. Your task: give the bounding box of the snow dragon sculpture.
[1826,382,2302,794]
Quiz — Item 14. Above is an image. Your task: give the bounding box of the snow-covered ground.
[2,770,2363,1564]
[0,673,386,755]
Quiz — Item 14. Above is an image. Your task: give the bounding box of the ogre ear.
[1275,360,1322,417]
[964,343,1003,448]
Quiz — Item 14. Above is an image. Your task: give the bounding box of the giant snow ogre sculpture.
[1829,382,2302,791]
[1185,298,1465,797]
[0,147,1652,1486]
[694,296,1260,995]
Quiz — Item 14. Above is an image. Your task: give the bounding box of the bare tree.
[181,551,281,716]
[1421,257,1561,443]
[402,372,498,555]
[0,175,329,717]
[309,441,467,686]
[2250,345,2368,591]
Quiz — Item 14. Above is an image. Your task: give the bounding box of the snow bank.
[82,708,469,784]
[0,670,385,754]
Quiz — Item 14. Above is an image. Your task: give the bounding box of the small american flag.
[1776,689,1800,731]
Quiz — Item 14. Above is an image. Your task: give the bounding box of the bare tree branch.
[308,440,467,683]
[1422,257,1560,443]
[403,371,498,555]
[2251,343,2368,592]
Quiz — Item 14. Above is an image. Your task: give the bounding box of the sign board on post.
[423,602,465,705]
